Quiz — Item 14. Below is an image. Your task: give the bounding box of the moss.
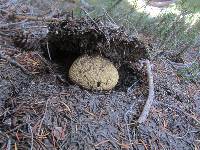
[69,55,119,90]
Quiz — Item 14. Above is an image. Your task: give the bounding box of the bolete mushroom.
[69,55,119,90]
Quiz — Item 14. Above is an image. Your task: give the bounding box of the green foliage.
[176,0,200,13]
[81,0,200,82]
[79,0,200,49]
[177,62,200,83]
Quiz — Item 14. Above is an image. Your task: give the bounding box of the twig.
[138,139,148,150]
[28,123,34,150]
[37,97,51,135]
[80,8,103,30]
[138,60,154,124]
[124,103,135,150]
[46,41,52,61]
[95,140,110,147]
[33,52,54,73]
[3,12,61,22]
[0,31,10,37]
[26,114,34,150]
[102,8,116,24]
[0,19,27,28]
[6,137,11,150]
[0,51,32,75]
[5,123,27,134]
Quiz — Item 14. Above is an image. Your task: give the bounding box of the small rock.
[69,55,119,90]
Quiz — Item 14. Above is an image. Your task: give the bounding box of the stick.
[28,123,34,150]
[37,97,50,135]
[138,60,154,124]
[0,10,61,22]
[46,41,52,61]
[12,14,61,22]
[80,8,102,29]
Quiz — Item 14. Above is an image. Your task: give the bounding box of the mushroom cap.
[69,55,119,90]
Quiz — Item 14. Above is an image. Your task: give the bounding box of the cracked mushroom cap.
[69,55,119,90]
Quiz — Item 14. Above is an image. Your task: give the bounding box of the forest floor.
[0,0,199,149]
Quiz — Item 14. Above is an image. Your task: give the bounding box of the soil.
[0,1,199,150]
[0,52,199,150]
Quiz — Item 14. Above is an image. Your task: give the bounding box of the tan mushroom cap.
[69,55,119,90]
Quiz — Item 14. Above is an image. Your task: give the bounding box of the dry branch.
[11,14,61,22]
[0,9,61,23]
[138,60,154,124]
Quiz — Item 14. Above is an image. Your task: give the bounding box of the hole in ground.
[115,64,142,92]
[43,47,142,92]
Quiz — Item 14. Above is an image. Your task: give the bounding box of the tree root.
[138,60,154,124]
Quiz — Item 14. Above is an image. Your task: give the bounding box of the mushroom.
[69,55,119,90]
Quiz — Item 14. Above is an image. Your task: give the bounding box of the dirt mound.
[45,17,150,63]
[37,17,150,91]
